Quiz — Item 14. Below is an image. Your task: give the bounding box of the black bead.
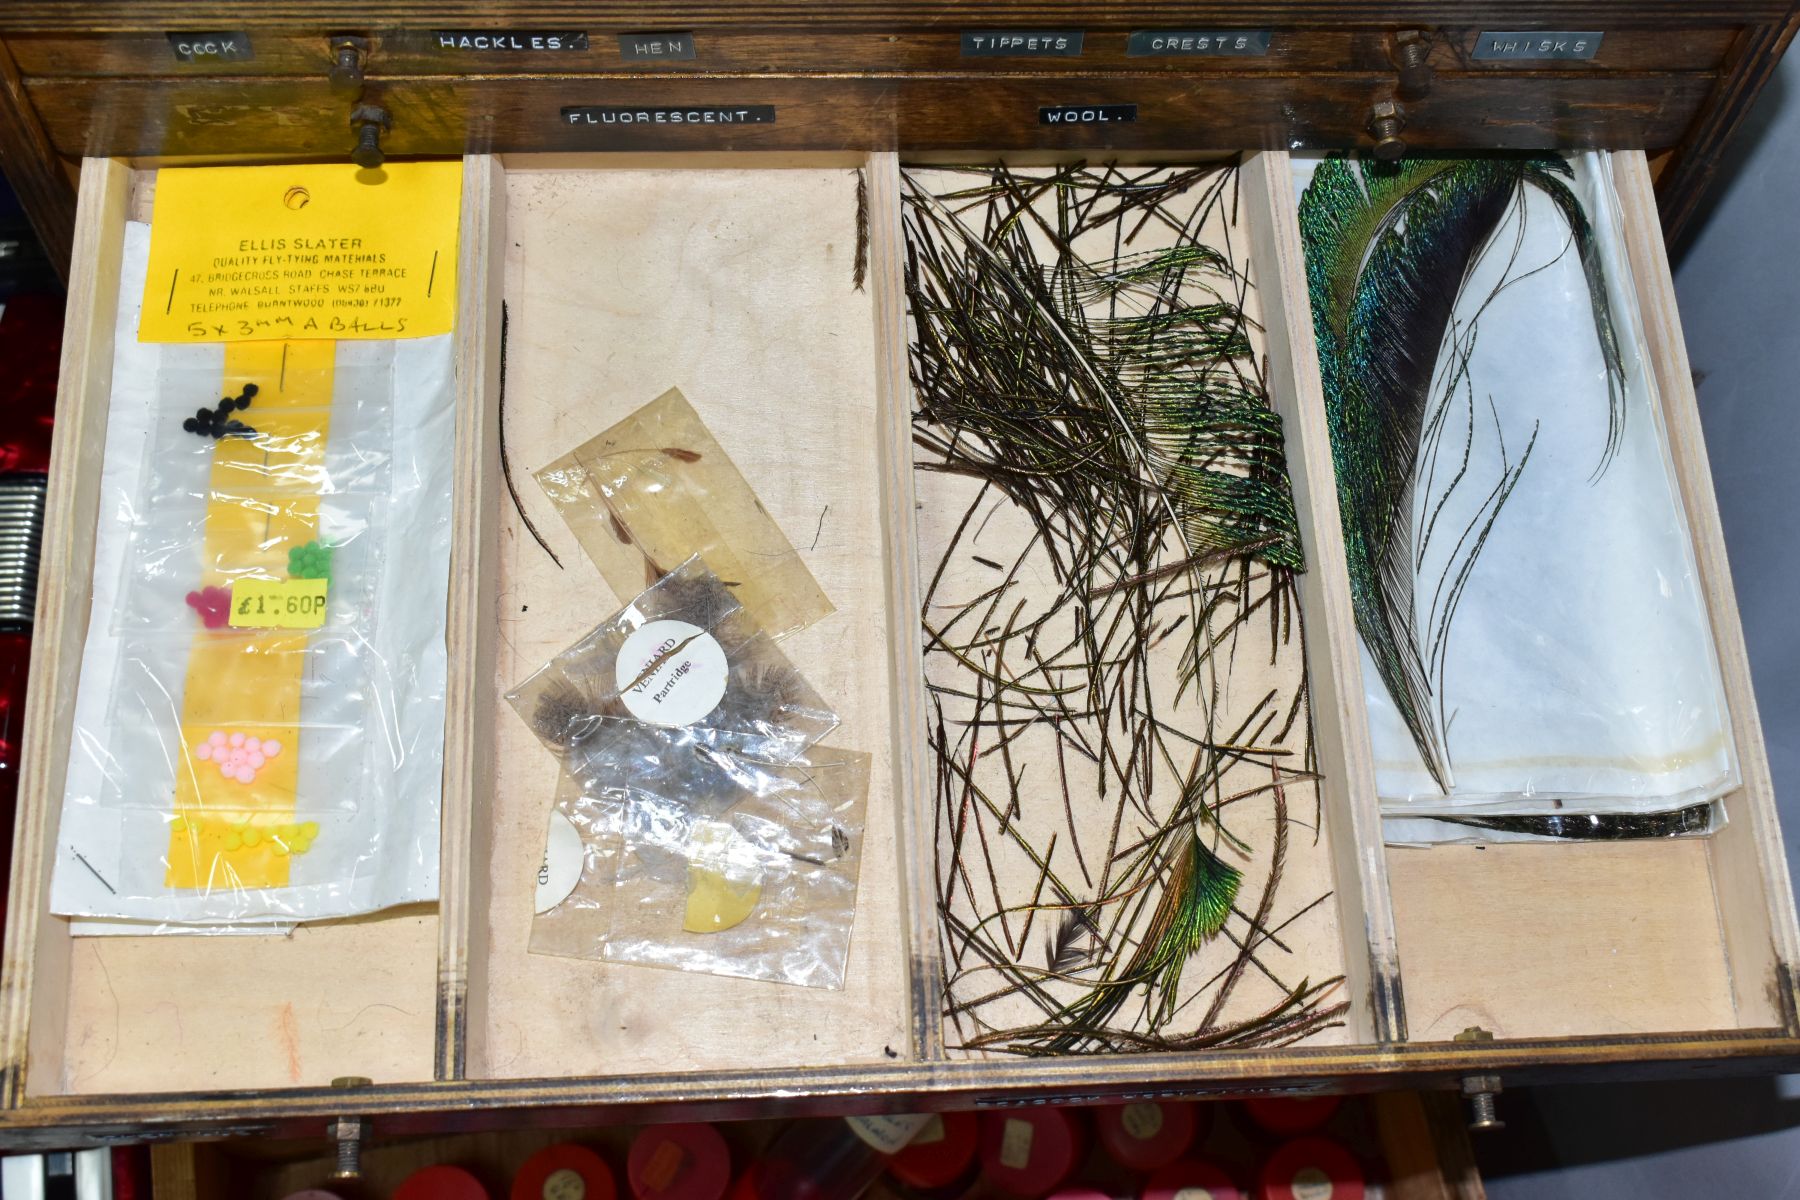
[195,407,213,423]
[240,383,259,400]
[182,418,198,433]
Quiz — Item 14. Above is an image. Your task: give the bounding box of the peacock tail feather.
[1297,154,1626,791]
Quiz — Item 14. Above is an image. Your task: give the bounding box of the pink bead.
[218,761,232,778]
[248,752,265,769]
[209,731,227,747]
[262,740,281,757]
[229,732,245,747]
[194,743,212,761]
[234,766,255,784]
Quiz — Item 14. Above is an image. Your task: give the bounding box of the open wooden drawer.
[0,147,1794,1148]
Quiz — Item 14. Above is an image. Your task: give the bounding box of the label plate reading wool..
[1040,104,1137,125]
[617,619,729,726]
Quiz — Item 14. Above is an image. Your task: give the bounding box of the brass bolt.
[328,36,368,99]
[1393,29,1435,99]
[1368,98,1407,161]
[330,1075,373,1180]
[1453,1027,1503,1132]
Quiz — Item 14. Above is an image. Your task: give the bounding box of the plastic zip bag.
[531,745,871,989]
[506,556,838,772]
[536,387,833,640]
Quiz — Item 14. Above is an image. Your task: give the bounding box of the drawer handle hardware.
[1367,98,1407,161]
[1392,29,1435,99]
[1453,1027,1504,1132]
[329,1074,373,1179]
[349,104,392,169]
[328,35,369,99]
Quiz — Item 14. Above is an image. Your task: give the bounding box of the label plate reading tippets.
[1040,104,1137,125]
[433,30,589,51]
[229,577,328,629]
[1127,30,1270,57]
[963,30,1084,57]
[619,32,697,60]
[563,105,775,127]
[1472,31,1603,60]
[167,32,253,63]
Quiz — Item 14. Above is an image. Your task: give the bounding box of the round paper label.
[616,619,729,726]
[543,1168,586,1200]
[1291,1166,1334,1200]
[1121,1102,1164,1140]
[534,810,584,914]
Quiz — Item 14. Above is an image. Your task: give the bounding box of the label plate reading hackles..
[229,578,329,629]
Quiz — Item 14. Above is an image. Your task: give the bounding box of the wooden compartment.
[0,147,1794,1143]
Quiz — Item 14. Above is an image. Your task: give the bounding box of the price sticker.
[229,577,329,629]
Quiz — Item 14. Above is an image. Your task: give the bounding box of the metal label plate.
[962,30,1085,57]
[1472,31,1604,61]
[618,32,697,60]
[1039,104,1138,125]
[562,106,776,127]
[1127,30,1271,57]
[434,31,590,52]
[167,32,253,63]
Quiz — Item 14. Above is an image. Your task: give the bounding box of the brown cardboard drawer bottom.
[0,148,1794,1148]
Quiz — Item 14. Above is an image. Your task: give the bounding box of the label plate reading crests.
[167,32,253,63]
[563,105,775,126]
[433,30,590,51]
[1127,30,1271,57]
[1472,31,1603,60]
[229,578,328,629]
[1040,104,1137,125]
[619,32,697,60]
[963,30,1084,57]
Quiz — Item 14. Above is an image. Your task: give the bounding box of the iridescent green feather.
[1297,154,1625,789]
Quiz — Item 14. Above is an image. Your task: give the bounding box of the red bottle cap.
[1142,1159,1242,1200]
[1095,1102,1202,1172]
[1242,1097,1340,1137]
[888,1112,980,1190]
[629,1124,732,1200]
[396,1165,491,1200]
[514,1144,617,1200]
[1257,1139,1363,1200]
[979,1109,1087,1197]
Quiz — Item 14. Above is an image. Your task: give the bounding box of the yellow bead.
[271,839,290,857]
[300,821,319,839]
[281,824,301,840]
[241,827,262,848]
[169,814,188,833]
[221,831,243,852]
[290,838,312,855]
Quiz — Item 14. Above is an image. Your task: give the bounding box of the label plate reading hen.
[617,619,728,726]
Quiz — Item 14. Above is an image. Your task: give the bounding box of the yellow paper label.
[229,578,329,629]
[140,161,461,343]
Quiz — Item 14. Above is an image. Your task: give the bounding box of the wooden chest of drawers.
[0,0,1794,1154]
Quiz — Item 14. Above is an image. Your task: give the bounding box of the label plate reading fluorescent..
[229,577,329,629]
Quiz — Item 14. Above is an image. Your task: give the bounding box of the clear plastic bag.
[532,745,871,989]
[506,556,838,770]
[50,220,454,926]
[1292,151,1737,816]
[536,386,833,639]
